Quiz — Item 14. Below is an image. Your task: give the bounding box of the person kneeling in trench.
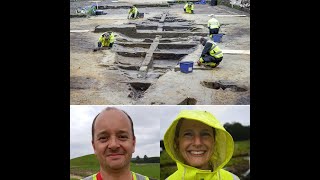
[127,5,139,19]
[184,2,194,14]
[197,37,223,68]
[93,32,115,52]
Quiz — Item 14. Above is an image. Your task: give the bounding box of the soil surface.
[70,0,250,105]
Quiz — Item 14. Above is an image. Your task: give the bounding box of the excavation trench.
[95,13,207,102]
[70,2,250,105]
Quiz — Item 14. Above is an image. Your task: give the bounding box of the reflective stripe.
[209,42,223,58]
[214,51,222,55]
[210,44,217,51]
[132,172,149,180]
[231,173,240,180]
[81,173,97,180]
[133,172,137,180]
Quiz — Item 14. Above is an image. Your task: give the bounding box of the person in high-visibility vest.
[163,110,240,180]
[183,2,194,14]
[197,37,223,68]
[128,5,139,19]
[208,14,221,38]
[81,107,150,180]
[97,32,115,48]
[93,31,115,51]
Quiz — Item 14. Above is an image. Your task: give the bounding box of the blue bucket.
[180,61,194,73]
[96,10,104,15]
[213,34,223,42]
[138,13,144,18]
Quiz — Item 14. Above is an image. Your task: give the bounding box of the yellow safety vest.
[184,4,194,13]
[208,18,220,29]
[128,7,138,18]
[209,40,223,58]
[98,32,115,47]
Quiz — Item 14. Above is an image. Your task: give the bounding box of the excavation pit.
[136,25,158,30]
[178,97,197,105]
[115,43,151,49]
[157,44,197,49]
[128,82,152,99]
[71,3,250,105]
[116,51,146,57]
[200,81,247,92]
[153,53,186,60]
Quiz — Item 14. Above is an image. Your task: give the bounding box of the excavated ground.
[70,0,250,105]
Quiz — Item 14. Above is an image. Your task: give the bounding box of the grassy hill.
[70,154,160,180]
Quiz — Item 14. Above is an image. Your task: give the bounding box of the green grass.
[160,151,175,166]
[70,154,100,177]
[232,140,250,157]
[160,151,177,180]
[131,163,160,179]
[223,140,250,177]
[70,154,160,180]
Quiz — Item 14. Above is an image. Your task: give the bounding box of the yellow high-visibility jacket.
[184,3,194,13]
[208,17,220,29]
[128,7,138,18]
[208,39,223,58]
[98,32,115,47]
[164,110,239,180]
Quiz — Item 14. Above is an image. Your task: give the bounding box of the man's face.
[92,109,135,171]
[177,119,214,170]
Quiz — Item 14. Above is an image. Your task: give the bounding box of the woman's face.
[177,119,215,170]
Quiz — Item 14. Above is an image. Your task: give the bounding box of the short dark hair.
[91,107,135,141]
[200,37,208,44]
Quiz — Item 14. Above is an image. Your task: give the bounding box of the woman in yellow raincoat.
[163,110,240,180]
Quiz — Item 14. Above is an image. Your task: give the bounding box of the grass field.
[70,154,160,180]
[160,140,250,180]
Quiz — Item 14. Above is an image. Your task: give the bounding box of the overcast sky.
[70,105,250,159]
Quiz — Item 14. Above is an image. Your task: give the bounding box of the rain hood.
[164,110,235,180]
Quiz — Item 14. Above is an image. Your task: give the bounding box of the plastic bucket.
[96,10,104,15]
[211,0,217,6]
[180,61,194,73]
[138,13,144,18]
[213,34,223,42]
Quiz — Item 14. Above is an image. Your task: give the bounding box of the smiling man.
[82,107,149,180]
[163,110,240,180]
